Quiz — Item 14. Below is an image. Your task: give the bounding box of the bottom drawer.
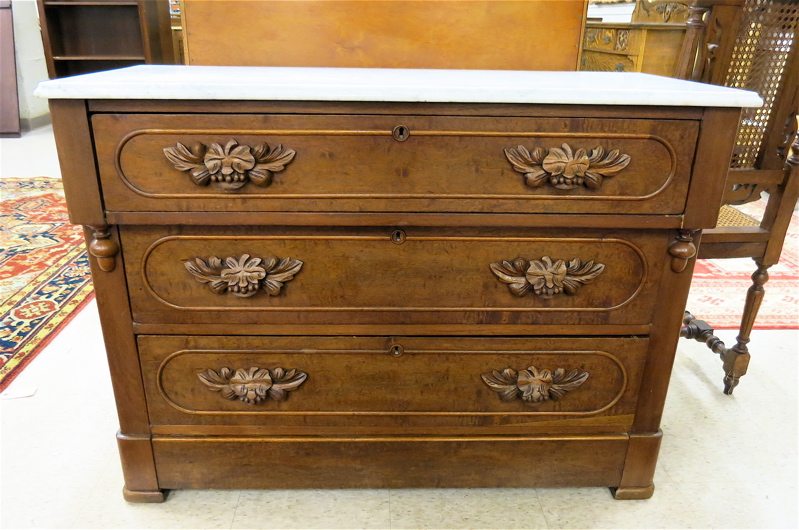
[140,335,647,435]
[152,435,629,490]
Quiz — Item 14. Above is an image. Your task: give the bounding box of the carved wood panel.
[580,51,637,73]
[504,144,632,190]
[139,335,645,433]
[198,366,307,404]
[123,226,661,328]
[164,139,295,191]
[482,366,589,403]
[583,27,636,53]
[93,113,698,215]
[184,254,303,298]
[490,256,605,298]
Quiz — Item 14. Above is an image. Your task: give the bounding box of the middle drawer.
[123,226,670,330]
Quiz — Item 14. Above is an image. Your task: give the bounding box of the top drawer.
[92,113,699,215]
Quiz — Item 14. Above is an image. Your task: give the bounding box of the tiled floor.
[2,127,798,529]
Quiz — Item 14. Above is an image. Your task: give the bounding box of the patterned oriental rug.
[1,178,94,391]
[687,200,798,330]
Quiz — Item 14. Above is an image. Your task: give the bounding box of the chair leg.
[682,311,734,396]
[720,262,770,395]
[681,311,727,357]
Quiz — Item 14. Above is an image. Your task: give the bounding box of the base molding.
[615,430,662,498]
[117,431,160,495]
[122,487,166,503]
[152,435,628,490]
[613,484,655,500]
[20,114,52,133]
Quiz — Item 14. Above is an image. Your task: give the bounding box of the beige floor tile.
[389,488,546,529]
[232,489,391,529]
[72,460,240,529]
[659,330,799,486]
[674,480,799,529]
[536,482,701,529]
[72,488,241,530]
[1,302,119,513]
[653,462,673,485]
[0,485,93,529]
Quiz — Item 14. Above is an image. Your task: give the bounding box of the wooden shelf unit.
[38,0,174,78]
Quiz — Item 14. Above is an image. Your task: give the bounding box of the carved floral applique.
[489,256,605,299]
[221,255,268,296]
[504,143,631,190]
[164,139,296,191]
[481,366,589,403]
[198,366,307,404]
[203,140,256,186]
[184,254,303,298]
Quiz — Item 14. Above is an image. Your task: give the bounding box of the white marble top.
[35,65,762,108]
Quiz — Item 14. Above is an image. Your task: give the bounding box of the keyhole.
[392,125,410,142]
[389,345,404,357]
[391,229,406,244]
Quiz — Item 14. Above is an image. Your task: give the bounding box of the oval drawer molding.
[184,254,303,298]
[163,139,296,191]
[504,143,631,190]
[198,366,307,405]
[482,366,589,403]
[490,256,605,298]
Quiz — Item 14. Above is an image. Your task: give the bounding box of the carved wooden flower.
[490,256,605,299]
[481,366,589,403]
[198,366,308,405]
[164,139,296,191]
[220,254,267,297]
[526,256,569,298]
[185,254,303,298]
[504,143,631,190]
[543,144,590,184]
[204,139,256,187]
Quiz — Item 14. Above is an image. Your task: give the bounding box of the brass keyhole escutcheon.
[389,345,404,357]
[391,230,407,244]
[392,125,410,142]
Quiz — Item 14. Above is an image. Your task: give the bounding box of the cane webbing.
[724,0,799,168]
[717,204,762,227]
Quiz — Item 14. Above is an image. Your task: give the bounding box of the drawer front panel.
[93,113,699,214]
[123,226,668,327]
[140,335,647,434]
[152,436,628,490]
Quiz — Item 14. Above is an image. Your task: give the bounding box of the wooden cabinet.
[37,0,174,78]
[581,22,687,75]
[581,0,688,75]
[36,66,759,502]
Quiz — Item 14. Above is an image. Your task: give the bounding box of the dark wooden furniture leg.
[721,261,769,394]
[681,259,769,396]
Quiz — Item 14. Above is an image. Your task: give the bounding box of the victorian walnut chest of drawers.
[36,66,761,502]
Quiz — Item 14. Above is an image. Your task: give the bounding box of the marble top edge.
[34,65,764,108]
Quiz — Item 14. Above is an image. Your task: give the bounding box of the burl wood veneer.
[36,66,760,502]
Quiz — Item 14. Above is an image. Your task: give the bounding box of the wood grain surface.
[152,434,628,490]
[121,225,670,328]
[139,335,647,435]
[181,0,588,71]
[91,113,699,215]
